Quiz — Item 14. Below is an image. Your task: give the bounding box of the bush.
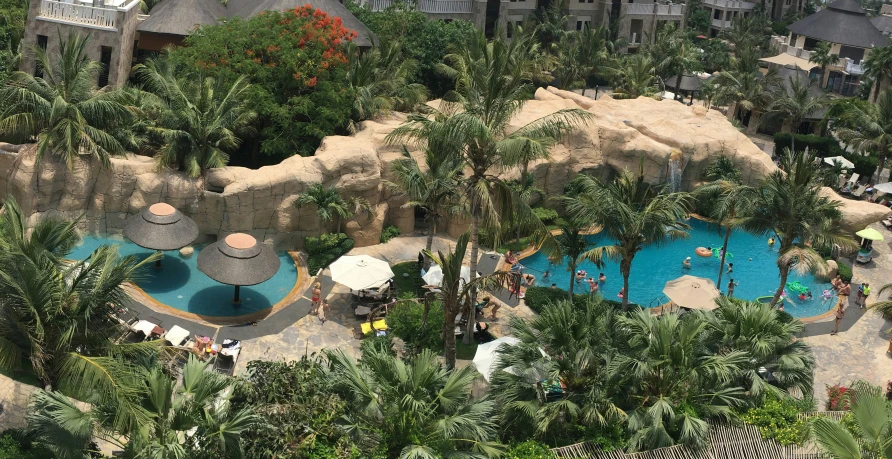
[379,225,400,244]
[360,333,395,356]
[826,384,851,411]
[532,207,559,225]
[740,394,807,446]
[837,262,853,283]
[387,300,444,354]
[305,233,355,274]
[773,133,835,157]
[504,440,552,459]
[523,286,637,314]
[843,152,878,179]
[0,430,51,459]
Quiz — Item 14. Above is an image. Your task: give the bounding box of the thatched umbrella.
[124,203,199,268]
[197,233,281,304]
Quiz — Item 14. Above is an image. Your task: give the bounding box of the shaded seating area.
[664,73,705,105]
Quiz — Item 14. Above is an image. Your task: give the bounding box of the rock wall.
[1,89,887,248]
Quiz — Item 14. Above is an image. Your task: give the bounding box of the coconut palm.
[767,76,830,134]
[553,224,591,298]
[346,41,428,127]
[694,178,757,286]
[294,184,353,233]
[740,150,855,308]
[604,54,662,100]
[702,297,815,398]
[809,381,892,459]
[713,61,779,131]
[387,146,463,264]
[27,355,263,458]
[577,24,621,96]
[863,40,892,102]
[326,346,502,458]
[0,33,130,168]
[508,174,545,243]
[834,89,892,182]
[648,23,700,99]
[552,33,585,91]
[534,0,571,49]
[387,30,591,341]
[423,232,510,368]
[702,154,742,183]
[868,283,892,320]
[809,41,840,90]
[562,167,691,310]
[132,57,256,178]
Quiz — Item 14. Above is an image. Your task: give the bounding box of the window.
[35,35,47,77]
[785,0,791,5]
[713,8,721,19]
[576,16,591,30]
[98,46,112,87]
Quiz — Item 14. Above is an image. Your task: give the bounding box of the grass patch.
[456,341,478,360]
[392,261,424,299]
[494,237,535,254]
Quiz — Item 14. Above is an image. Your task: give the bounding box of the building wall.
[617,2,684,52]
[21,0,140,87]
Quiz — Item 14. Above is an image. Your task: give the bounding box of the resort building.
[616,1,685,52]
[20,0,375,88]
[763,0,886,97]
[701,0,803,37]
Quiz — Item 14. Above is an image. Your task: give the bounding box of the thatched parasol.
[124,203,199,267]
[197,233,281,303]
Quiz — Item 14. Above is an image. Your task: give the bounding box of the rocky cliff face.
[0,89,886,248]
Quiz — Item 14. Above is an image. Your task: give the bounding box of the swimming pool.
[520,219,833,318]
[68,235,299,317]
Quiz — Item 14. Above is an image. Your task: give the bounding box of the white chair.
[852,185,868,197]
[162,325,190,346]
[846,173,860,187]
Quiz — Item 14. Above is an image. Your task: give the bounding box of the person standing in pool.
[727,279,738,298]
[726,262,733,274]
[599,273,606,283]
[682,257,691,269]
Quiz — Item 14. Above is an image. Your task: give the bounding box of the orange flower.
[307,77,317,87]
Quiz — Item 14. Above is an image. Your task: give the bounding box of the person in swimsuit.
[576,270,586,283]
[588,278,598,295]
[319,299,329,324]
[311,282,322,315]
[835,281,851,316]
[682,257,691,269]
[831,275,842,290]
[831,299,846,335]
[727,279,738,298]
[523,273,536,286]
[726,262,733,274]
[599,273,607,283]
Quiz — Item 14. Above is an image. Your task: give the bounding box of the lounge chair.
[214,339,241,375]
[882,218,892,229]
[162,325,190,347]
[846,173,860,188]
[852,185,868,198]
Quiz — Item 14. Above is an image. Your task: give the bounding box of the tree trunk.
[769,263,791,308]
[676,70,684,102]
[874,75,884,102]
[620,258,631,311]
[568,259,576,300]
[464,214,480,344]
[821,65,828,90]
[726,101,737,121]
[425,217,435,270]
[421,293,432,330]
[442,299,458,368]
[717,226,730,287]
[746,111,762,134]
[874,142,887,183]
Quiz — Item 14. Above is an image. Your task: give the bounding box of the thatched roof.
[123,203,199,251]
[787,0,886,49]
[665,74,704,92]
[138,0,375,47]
[197,234,281,286]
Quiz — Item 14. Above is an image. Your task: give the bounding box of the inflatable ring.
[695,247,712,257]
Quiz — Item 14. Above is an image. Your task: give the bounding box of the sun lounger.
[130,320,163,341]
[851,185,868,198]
[360,319,388,335]
[214,339,241,375]
[163,325,190,347]
[847,173,860,187]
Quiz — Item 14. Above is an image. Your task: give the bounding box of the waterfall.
[667,149,684,192]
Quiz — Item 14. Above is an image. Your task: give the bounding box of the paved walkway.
[801,222,892,408]
[0,376,38,432]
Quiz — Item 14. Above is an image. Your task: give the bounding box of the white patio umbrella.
[662,275,721,311]
[329,255,394,290]
[422,265,471,287]
[873,182,892,194]
[823,156,854,169]
[473,336,520,382]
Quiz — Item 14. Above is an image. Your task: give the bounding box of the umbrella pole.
[233,285,241,304]
[155,250,162,269]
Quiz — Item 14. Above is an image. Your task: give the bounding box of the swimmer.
[726,262,733,274]
[748,258,753,261]
[822,289,832,300]
[551,283,557,289]
[768,237,775,246]
[543,270,550,279]
[799,293,807,301]
[599,273,606,283]
[575,270,586,283]
[807,291,813,300]
[682,257,692,269]
[588,278,598,295]
[778,302,785,312]
[617,287,625,299]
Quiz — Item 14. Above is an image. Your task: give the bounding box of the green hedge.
[532,207,559,225]
[379,225,400,244]
[305,233,354,274]
[387,300,444,354]
[837,262,853,283]
[504,440,552,459]
[773,133,835,157]
[524,286,637,313]
[740,394,807,446]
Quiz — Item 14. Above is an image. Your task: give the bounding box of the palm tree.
[810,381,892,459]
[767,75,830,134]
[713,58,779,131]
[703,297,815,398]
[867,283,892,320]
[424,232,509,368]
[133,57,256,178]
[387,147,463,264]
[648,24,700,101]
[346,41,428,128]
[553,224,591,298]
[534,0,571,49]
[741,150,855,308]
[863,40,892,102]
[604,54,662,100]
[508,174,545,243]
[809,41,840,90]
[294,184,353,233]
[27,355,263,458]
[577,24,621,96]
[0,33,130,168]
[694,179,756,286]
[834,89,892,182]
[562,167,691,310]
[326,347,502,458]
[702,154,742,183]
[553,33,585,91]
[388,31,590,341]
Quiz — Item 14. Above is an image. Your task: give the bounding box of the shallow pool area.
[520,219,834,318]
[68,235,299,317]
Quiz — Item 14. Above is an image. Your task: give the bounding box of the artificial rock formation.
[0,89,886,248]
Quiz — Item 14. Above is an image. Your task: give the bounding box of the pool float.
[695,247,712,257]
[755,296,773,304]
[785,281,809,295]
[712,248,733,259]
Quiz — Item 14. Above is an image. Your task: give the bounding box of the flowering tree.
[172,5,357,163]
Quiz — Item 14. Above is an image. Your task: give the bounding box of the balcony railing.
[365,0,472,13]
[656,4,684,14]
[702,0,756,9]
[845,60,864,75]
[39,0,118,28]
[624,3,683,16]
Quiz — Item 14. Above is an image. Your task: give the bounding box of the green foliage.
[346,2,477,96]
[304,233,354,273]
[0,0,25,81]
[386,300,444,354]
[171,6,356,161]
[740,394,807,446]
[701,39,732,73]
[391,261,423,298]
[837,262,853,283]
[379,225,400,243]
[504,440,552,459]
[532,207,559,225]
[523,286,633,313]
[359,334,395,356]
[773,133,835,157]
[846,153,879,178]
[0,430,51,459]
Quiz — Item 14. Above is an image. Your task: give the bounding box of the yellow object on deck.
[361,319,388,335]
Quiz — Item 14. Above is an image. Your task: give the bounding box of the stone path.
[801,221,892,408]
[0,376,38,432]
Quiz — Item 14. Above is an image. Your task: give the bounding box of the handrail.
[38,0,118,29]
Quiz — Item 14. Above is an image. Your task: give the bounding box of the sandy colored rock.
[545,86,596,109]
[179,246,194,258]
[821,188,891,232]
[820,259,839,282]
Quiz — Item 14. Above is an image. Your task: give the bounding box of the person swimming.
[682,257,691,269]
[575,270,586,282]
[598,273,606,283]
[768,237,775,246]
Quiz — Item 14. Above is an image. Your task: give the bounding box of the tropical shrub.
[172,6,356,162]
[532,207,559,225]
[386,299,444,354]
[773,133,835,156]
[305,233,354,273]
[504,440,552,459]
[524,286,581,312]
[0,430,52,459]
[740,394,807,445]
[837,262,853,283]
[826,384,851,411]
[379,224,400,243]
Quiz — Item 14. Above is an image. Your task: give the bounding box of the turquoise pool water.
[521,219,833,318]
[68,235,298,317]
